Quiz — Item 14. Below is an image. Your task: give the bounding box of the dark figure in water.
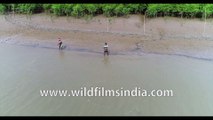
[103,42,109,56]
[58,38,63,50]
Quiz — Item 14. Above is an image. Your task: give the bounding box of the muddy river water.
[0,43,213,116]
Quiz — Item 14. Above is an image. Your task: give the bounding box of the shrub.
[71,4,85,17]
[51,4,65,16]
[102,4,117,17]
[83,4,98,15]
[0,4,6,14]
[16,4,38,14]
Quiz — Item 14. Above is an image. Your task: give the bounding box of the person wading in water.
[58,38,63,50]
[103,42,109,56]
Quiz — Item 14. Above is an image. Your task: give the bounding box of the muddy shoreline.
[1,13,213,61]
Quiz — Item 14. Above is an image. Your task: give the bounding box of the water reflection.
[103,56,109,65]
[1,44,213,116]
[58,50,65,59]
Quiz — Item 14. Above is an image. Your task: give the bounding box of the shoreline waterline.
[1,40,213,62]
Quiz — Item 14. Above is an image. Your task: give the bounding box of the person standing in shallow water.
[103,42,109,56]
[58,38,63,50]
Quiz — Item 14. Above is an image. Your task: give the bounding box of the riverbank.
[1,13,213,60]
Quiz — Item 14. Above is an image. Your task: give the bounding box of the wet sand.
[1,13,213,60]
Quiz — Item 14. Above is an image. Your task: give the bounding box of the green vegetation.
[0,4,6,14]
[146,4,213,19]
[1,4,213,19]
[6,4,42,14]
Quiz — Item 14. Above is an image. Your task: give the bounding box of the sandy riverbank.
[1,13,213,60]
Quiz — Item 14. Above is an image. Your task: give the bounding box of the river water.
[0,43,213,116]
